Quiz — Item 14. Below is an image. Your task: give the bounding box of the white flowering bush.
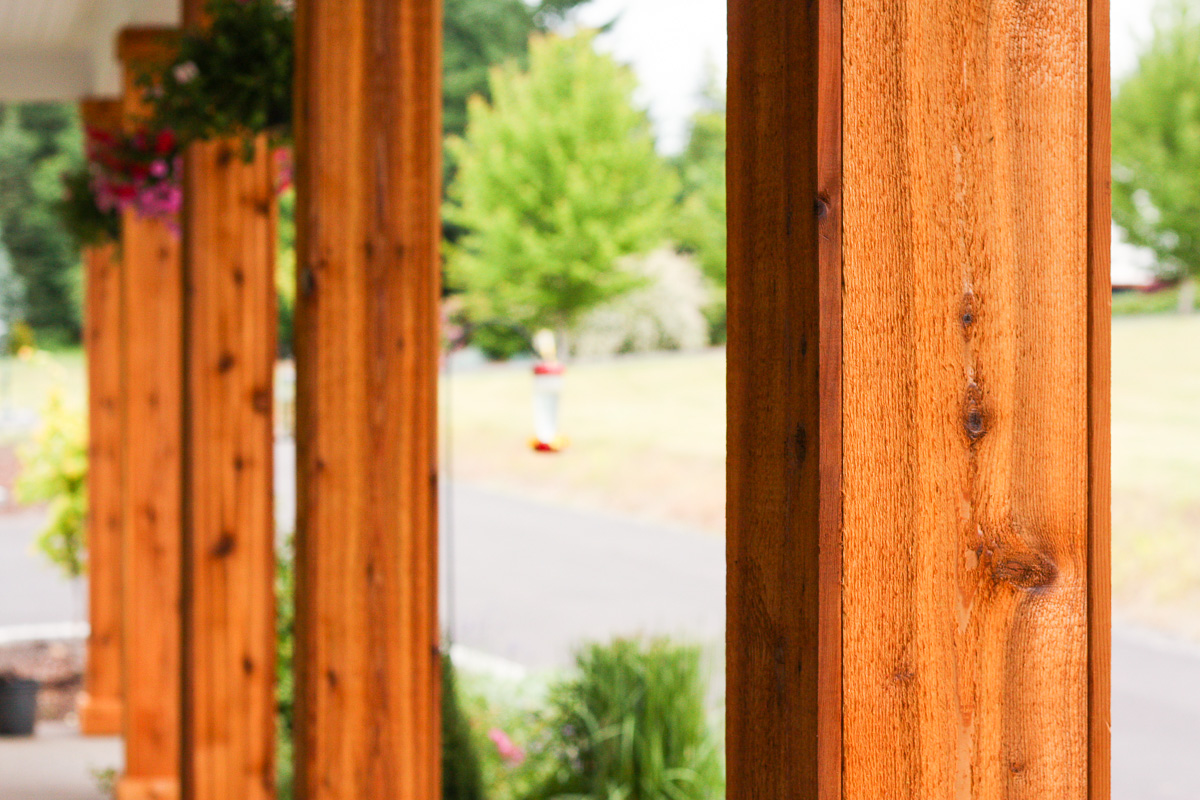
[572,248,712,358]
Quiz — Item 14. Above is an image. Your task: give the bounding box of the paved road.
[2,452,1199,798]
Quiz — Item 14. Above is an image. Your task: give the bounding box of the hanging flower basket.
[145,0,294,152]
[85,126,184,228]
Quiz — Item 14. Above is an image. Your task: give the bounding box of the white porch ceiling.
[0,0,179,102]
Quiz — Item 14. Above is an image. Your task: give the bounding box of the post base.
[116,777,178,800]
[78,693,123,736]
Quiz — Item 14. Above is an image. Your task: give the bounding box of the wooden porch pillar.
[292,0,442,797]
[117,28,184,800]
[78,98,126,738]
[177,5,278,800]
[726,1,1109,799]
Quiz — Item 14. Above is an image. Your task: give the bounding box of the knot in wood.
[991,550,1057,591]
[962,382,987,442]
[210,531,236,559]
[961,289,977,330]
[814,195,830,219]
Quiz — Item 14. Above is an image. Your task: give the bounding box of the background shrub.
[572,249,712,359]
[15,389,87,579]
[532,637,724,800]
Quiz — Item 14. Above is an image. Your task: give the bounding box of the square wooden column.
[179,139,278,800]
[292,0,443,798]
[177,7,278,800]
[117,27,184,800]
[726,1,1110,799]
[78,98,126,738]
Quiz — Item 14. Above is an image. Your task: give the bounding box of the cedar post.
[116,27,184,800]
[78,98,126,738]
[177,2,278,799]
[726,1,1110,799]
[292,0,442,797]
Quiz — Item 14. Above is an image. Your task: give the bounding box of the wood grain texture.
[116,777,180,800]
[1088,0,1112,796]
[841,1,1091,798]
[293,0,442,797]
[79,98,126,738]
[726,0,841,798]
[117,29,183,799]
[180,136,277,800]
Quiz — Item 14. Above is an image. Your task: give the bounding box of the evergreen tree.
[673,72,725,291]
[446,32,676,339]
[1113,0,1200,312]
[0,103,84,343]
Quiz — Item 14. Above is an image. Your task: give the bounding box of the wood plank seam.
[1087,0,1112,796]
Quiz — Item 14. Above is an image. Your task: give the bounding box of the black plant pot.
[0,677,39,736]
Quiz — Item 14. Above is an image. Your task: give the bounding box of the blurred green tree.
[445,32,676,341]
[672,71,726,342]
[673,71,725,288]
[1113,0,1200,312]
[443,0,591,184]
[0,104,84,343]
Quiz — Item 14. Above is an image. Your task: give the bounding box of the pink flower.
[487,728,525,766]
[173,61,199,85]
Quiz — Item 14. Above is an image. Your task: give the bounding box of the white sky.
[571,0,1156,154]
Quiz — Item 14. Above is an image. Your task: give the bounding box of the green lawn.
[1110,315,1200,636]
[444,351,726,533]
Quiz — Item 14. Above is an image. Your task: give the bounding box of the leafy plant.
[147,0,293,151]
[445,32,677,338]
[55,164,119,249]
[533,638,724,800]
[15,390,88,580]
[443,652,486,800]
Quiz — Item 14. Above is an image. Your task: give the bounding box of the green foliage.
[277,186,296,357]
[673,76,726,291]
[446,33,677,335]
[672,76,726,345]
[0,104,84,342]
[533,638,724,800]
[5,319,35,354]
[455,668,561,800]
[1113,0,1200,289]
[1112,286,1183,315]
[443,653,486,800]
[54,165,119,249]
[148,0,293,149]
[15,390,88,580]
[275,535,296,799]
[468,321,533,361]
[443,0,591,185]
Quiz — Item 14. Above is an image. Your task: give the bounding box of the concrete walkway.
[0,723,119,800]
